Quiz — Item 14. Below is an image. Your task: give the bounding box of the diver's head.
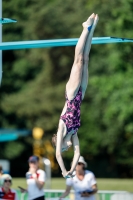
[51,134,72,152]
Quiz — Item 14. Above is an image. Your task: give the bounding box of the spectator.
[0,174,18,200]
[20,156,46,200]
[0,166,3,177]
[59,156,97,200]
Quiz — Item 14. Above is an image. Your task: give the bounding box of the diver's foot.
[91,14,99,30]
[82,13,95,31]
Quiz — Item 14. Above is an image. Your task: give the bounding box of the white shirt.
[66,170,97,200]
[26,169,45,200]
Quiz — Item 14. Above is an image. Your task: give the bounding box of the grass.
[96,178,133,192]
[12,178,133,192]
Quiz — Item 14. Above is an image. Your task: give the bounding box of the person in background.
[0,174,18,200]
[59,156,97,200]
[20,156,46,200]
[0,166,3,177]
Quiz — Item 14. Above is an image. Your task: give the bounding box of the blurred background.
[0,0,133,190]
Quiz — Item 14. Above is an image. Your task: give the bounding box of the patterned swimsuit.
[60,87,82,135]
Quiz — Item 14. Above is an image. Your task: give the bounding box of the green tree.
[79,0,133,176]
[1,0,133,177]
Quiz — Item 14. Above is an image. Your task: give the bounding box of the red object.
[0,188,16,200]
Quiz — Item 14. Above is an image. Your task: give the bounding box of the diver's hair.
[51,134,57,149]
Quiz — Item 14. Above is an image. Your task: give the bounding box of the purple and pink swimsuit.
[60,87,82,135]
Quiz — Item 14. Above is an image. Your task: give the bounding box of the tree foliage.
[0,0,133,177]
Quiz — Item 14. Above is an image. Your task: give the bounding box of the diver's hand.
[62,170,67,178]
[62,171,75,179]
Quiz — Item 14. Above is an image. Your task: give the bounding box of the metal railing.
[16,189,133,200]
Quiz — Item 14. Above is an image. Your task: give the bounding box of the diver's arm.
[56,123,67,177]
[69,133,80,173]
